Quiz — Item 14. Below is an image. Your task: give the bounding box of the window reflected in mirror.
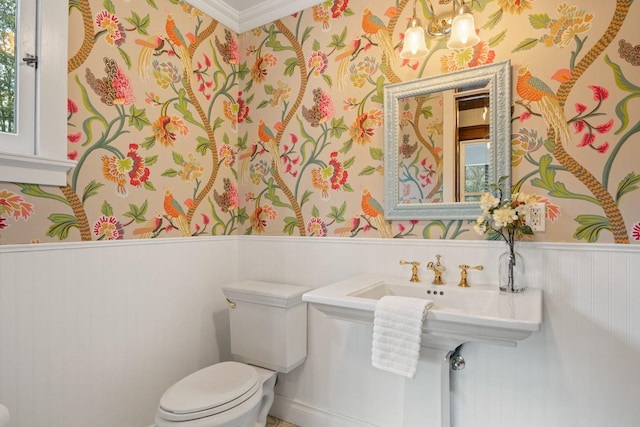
[456,89,490,202]
[0,0,16,134]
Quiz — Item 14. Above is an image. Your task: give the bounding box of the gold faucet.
[426,254,446,285]
[458,264,484,287]
[400,260,421,282]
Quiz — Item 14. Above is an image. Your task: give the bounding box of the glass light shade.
[400,22,428,59]
[447,12,480,49]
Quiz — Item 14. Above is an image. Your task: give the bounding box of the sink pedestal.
[302,275,543,427]
[404,346,455,427]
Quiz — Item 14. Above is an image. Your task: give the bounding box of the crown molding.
[187,0,323,33]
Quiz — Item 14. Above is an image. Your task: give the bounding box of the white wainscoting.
[1,236,638,427]
[0,237,237,427]
[238,237,640,427]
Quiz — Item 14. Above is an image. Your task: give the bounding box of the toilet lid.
[159,361,259,416]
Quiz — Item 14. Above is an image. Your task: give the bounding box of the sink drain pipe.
[447,344,465,371]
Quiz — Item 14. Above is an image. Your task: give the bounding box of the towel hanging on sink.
[371,295,433,379]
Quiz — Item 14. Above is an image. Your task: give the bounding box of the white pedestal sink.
[302,274,543,427]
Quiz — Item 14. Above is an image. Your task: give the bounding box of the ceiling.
[187,0,323,33]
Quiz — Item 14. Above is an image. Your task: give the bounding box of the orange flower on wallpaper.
[312,0,350,30]
[440,41,495,72]
[101,144,150,196]
[0,190,33,221]
[250,205,277,233]
[152,115,189,147]
[86,58,135,106]
[349,109,382,145]
[497,0,533,15]
[95,10,126,46]
[269,81,292,107]
[311,152,348,201]
[539,3,593,48]
[178,153,204,183]
[251,53,278,84]
[312,4,332,30]
[311,169,330,201]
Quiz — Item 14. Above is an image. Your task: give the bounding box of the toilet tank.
[222,281,310,373]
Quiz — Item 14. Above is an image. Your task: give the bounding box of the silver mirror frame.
[384,60,512,220]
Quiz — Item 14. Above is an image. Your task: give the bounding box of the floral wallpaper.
[0,0,638,245]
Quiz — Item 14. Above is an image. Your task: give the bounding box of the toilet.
[155,281,309,427]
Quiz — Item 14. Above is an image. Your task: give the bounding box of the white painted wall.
[0,236,638,427]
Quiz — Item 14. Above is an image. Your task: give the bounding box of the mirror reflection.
[384,60,511,220]
[397,83,492,205]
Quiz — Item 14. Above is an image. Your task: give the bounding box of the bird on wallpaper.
[132,212,164,239]
[238,143,259,184]
[361,188,393,238]
[334,39,360,90]
[165,13,195,79]
[163,189,191,237]
[258,119,281,173]
[134,35,165,80]
[362,8,396,66]
[515,64,572,147]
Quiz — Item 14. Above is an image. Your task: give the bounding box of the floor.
[267,415,298,427]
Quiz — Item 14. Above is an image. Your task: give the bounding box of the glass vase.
[498,246,525,293]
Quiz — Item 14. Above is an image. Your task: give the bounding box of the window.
[0,0,75,186]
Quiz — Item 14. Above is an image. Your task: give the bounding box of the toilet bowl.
[155,362,276,427]
[155,281,309,427]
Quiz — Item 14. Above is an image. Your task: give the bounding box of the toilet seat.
[158,361,260,422]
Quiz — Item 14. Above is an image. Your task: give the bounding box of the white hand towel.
[371,295,433,379]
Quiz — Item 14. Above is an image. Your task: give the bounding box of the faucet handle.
[400,260,421,282]
[458,264,484,287]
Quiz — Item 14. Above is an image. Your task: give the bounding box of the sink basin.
[302,274,542,348]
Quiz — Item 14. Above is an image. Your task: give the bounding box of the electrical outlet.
[527,203,546,232]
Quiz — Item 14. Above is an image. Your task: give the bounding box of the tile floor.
[266,415,298,427]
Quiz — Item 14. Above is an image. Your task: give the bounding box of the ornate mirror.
[384,60,511,219]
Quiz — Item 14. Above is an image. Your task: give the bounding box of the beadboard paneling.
[0,238,237,427]
[1,237,639,427]
[238,237,640,427]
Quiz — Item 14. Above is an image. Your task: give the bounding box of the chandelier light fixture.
[447,1,481,49]
[399,0,428,59]
[399,0,480,59]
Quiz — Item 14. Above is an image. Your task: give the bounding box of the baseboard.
[270,395,377,427]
